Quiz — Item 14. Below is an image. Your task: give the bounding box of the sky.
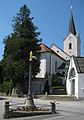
[0,0,84,60]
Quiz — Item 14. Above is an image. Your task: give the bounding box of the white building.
[66,56,84,99]
[35,43,66,94]
[34,9,84,99]
[36,43,66,78]
[37,9,80,77]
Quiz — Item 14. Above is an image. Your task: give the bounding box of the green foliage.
[0,61,3,84]
[56,72,65,77]
[0,80,13,95]
[2,4,41,94]
[52,73,63,86]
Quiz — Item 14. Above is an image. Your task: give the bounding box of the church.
[34,9,84,99]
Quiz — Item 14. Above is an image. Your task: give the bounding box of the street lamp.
[26,51,35,108]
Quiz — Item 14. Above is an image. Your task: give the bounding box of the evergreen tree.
[0,61,3,84]
[2,4,41,94]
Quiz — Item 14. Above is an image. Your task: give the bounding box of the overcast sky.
[0,0,84,60]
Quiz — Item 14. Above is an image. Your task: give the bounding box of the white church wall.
[74,75,78,99]
[66,78,71,95]
[50,53,64,74]
[36,58,46,78]
[78,74,84,99]
[36,51,65,78]
[36,52,51,78]
[66,76,78,97]
[45,53,51,75]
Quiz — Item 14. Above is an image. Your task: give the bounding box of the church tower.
[64,8,80,57]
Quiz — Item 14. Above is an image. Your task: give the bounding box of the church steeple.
[64,6,80,57]
[68,7,76,35]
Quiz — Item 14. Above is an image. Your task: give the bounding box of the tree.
[0,61,3,84]
[2,4,41,95]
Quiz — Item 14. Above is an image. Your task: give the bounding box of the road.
[0,96,84,120]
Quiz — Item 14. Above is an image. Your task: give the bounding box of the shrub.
[0,80,13,95]
[52,74,63,86]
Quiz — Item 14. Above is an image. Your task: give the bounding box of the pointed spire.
[68,6,76,35]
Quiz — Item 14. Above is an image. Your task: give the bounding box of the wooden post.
[50,102,56,114]
[3,101,9,119]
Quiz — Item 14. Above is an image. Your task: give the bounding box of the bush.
[52,74,63,86]
[0,80,13,95]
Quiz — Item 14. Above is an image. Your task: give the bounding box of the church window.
[69,68,76,79]
[69,43,72,49]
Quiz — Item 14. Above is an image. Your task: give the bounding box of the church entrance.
[71,79,75,95]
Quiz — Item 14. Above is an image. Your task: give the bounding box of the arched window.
[69,43,72,49]
[69,68,76,79]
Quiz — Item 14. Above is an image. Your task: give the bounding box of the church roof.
[50,43,70,60]
[68,11,76,35]
[39,43,51,52]
[51,43,70,57]
[74,57,84,73]
[38,43,65,60]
